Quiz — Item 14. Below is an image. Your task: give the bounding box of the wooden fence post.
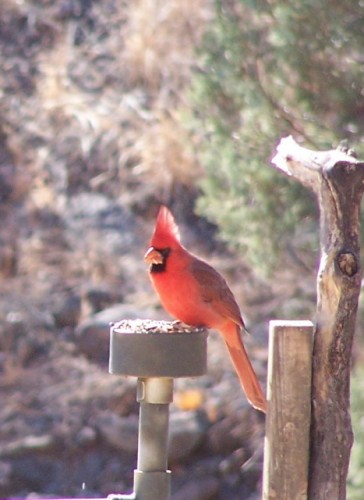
[263,320,314,500]
[271,137,364,499]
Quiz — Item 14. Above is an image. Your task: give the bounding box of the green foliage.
[188,0,364,271]
[348,365,364,498]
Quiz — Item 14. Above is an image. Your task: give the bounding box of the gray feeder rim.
[109,320,208,378]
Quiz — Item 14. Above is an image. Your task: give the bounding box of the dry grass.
[2,0,212,302]
[33,0,210,199]
[122,0,210,95]
[133,112,201,190]
[121,0,210,192]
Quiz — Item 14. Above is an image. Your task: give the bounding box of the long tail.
[220,323,267,413]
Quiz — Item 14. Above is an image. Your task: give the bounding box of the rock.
[97,412,139,453]
[0,435,56,458]
[52,292,81,328]
[168,411,207,462]
[219,447,247,475]
[81,287,121,317]
[63,193,139,252]
[0,311,50,365]
[0,460,12,490]
[75,426,97,447]
[75,304,161,364]
[205,409,253,455]
[172,476,219,500]
[0,243,17,278]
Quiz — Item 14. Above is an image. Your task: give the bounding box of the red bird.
[144,206,266,413]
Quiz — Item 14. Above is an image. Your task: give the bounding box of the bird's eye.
[159,248,171,259]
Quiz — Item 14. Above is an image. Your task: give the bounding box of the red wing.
[190,259,244,328]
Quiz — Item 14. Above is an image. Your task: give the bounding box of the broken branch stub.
[272,136,364,500]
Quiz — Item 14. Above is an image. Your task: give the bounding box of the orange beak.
[144,247,164,265]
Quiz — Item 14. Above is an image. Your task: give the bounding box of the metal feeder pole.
[134,377,173,499]
[108,324,208,500]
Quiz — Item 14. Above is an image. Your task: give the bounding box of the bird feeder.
[107,320,208,500]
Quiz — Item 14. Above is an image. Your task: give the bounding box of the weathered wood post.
[263,320,314,499]
[272,136,364,499]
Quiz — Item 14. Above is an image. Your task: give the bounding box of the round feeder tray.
[109,320,208,378]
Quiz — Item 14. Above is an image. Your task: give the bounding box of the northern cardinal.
[144,206,266,413]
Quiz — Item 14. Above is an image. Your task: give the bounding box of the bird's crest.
[150,206,181,248]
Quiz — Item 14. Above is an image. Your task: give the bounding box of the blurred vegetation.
[187,0,364,272]
[348,364,364,498]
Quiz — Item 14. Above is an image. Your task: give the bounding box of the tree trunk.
[272,136,364,500]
